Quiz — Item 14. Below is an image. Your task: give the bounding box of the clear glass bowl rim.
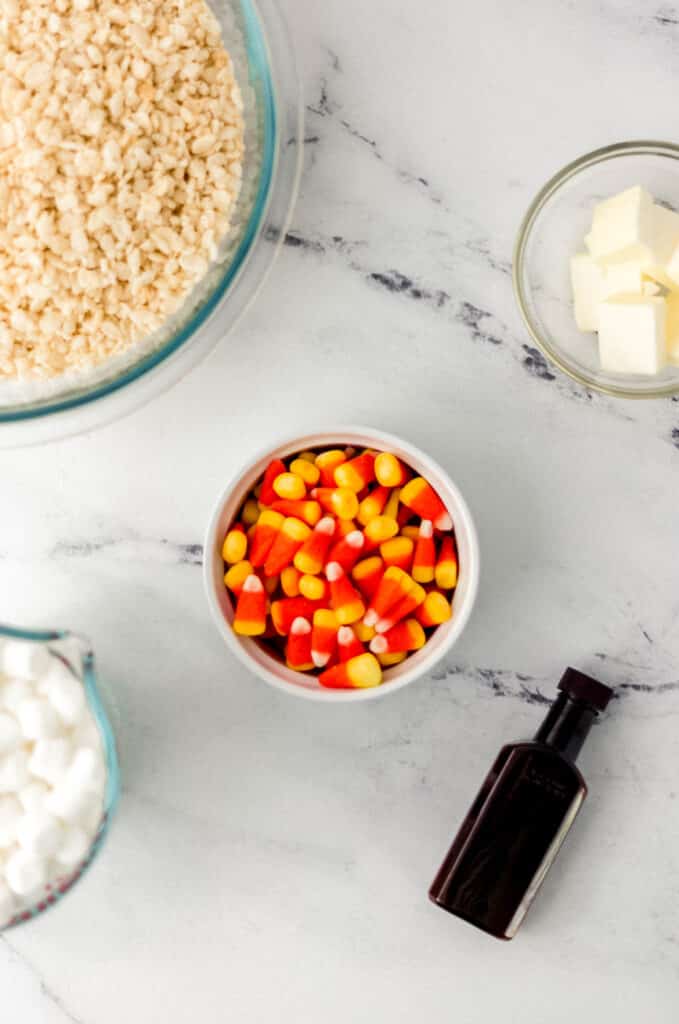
[513,139,679,399]
[0,624,120,930]
[0,0,281,425]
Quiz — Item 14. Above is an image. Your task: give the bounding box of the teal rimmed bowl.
[0,0,302,446]
[0,625,120,930]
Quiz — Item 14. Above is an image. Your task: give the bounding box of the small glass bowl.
[0,625,120,930]
[513,141,679,399]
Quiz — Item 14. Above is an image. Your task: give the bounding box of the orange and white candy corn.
[328,529,365,572]
[311,609,338,667]
[380,535,414,571]
[249,509,284,568]
[357,485,389,526]
[363,514,399,549]
[273,472,306,501]
[271,596,320,636]
[224,559,253,594]
[299,574,329,602]
[415,590,452,627]
[259,459,287,505]
[374,452,409,488]
[316,449,346,488]
[353,620,376,643]
[384,487,401,521]
[335,518,358,538]
[270,499,322,526]
[334,451,376,492]
[293,516,335,575]
[374,581,426,634]
[233,575,267,636]
[311,487,359,521]
[289,458,320,487]
[264,517,311,577]
[435,534,458,589]
[376,651,407,667]
[280,565,301,597]
[400,477,452,531]
[351,556,385,602]
[363,566,413,628]
[319,652,382,689]
[337,625,366,662]
[222,524,247,564]
[370,618,425,655]
[412,520,436,583]
[286,617,314,670]
[326,561,366,625]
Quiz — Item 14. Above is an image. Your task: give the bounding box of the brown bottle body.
[429,742,586,940]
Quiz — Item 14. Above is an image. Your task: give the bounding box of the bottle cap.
[558,668,613,711]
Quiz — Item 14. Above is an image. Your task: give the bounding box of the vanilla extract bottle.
[429,668,613,939]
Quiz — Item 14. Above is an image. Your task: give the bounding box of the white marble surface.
[2,0,679,1019]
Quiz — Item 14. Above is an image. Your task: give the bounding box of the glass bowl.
[513,141,679,399]
[0,626,120,930]
[0,0,302,446]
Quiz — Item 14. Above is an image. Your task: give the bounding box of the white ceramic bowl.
[203,428,480,702]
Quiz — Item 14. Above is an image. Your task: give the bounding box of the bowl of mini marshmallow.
[0,627,119,929]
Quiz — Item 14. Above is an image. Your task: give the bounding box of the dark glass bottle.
[429,668,613,940]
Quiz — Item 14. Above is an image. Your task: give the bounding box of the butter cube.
[601,261,644,299]
[666,293,679,365]
[598,295,667,375]
[586,187,679,266]
[570,252,604,331]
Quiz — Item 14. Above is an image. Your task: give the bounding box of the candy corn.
[312,487,359,521]
[334,451,376,492]
[374,452,409,488]
[273,472,306,501]
[328,529,365,572]
[364,566,413,628]
[222,524,247,564]
[286,617,314,670]
[233,575,267,635]
[264,517,311,577]
[270,499,322,526]
[326,561,365,625]
[294,516,335,575]
[380,535,414,571]
[271,596,319,636]
[316,449,346,488]
[374,581,426,634]
[249,509,284,568]
[337,625,366,662]
[299,574,329,602]
[222,443,461,689]
[370,619,425,655]
[412,520,436,583]
[351,556,385,601]
[357,485,389,526]
[289,458,320,487]
[400,477,452,531]
[311,609,338,668]
[281,565,301,597]
[435,534,458,589]
[259,459,287,505]
[224,559,253,594]
[319,652,382,689]
[416,590,452,627]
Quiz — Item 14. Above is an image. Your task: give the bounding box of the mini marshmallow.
[15,810,64,859]
[4,847,47,896]
[69,747,106,794]
[0,796,22,848]
[0,750,30,794]
[0,879,16,926]
[0,679,32,713]
[71,715,102,754]
[41,659,85,727]
[56,825,91,869]
[28,737,73,785]
[18,781,49,815]
[15,697,62,741]
[0,712,21,755]
[0,641,50,682]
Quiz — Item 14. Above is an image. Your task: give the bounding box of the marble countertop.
[2,0,679,1019]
